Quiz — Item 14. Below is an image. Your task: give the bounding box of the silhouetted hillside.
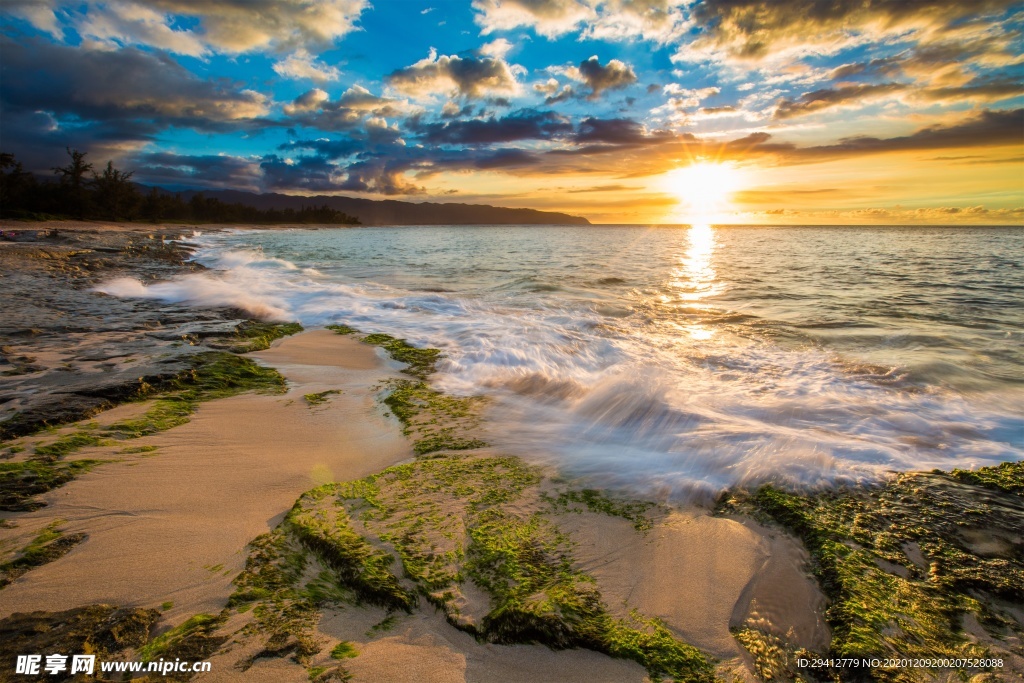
[169,189,591,226]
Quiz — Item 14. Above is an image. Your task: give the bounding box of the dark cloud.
[576,56,637,98]
[699,105,737,114]
[828,56,903,80]
[919,78,1024,103]
[798,108,1024,157]
[774,82,908,119]
[574,117,667,145]
[260,154,341,192]
[130,152,262,190]
[567,184,637,193]
[545,85,576,105]
[413,110,572,145]
[0,38,269,130]
[386,50,519,99]
[277,138,364,159]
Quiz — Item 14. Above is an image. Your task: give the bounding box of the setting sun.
[667,162,743,223]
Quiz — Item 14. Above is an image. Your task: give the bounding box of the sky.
[1,0,1022,225]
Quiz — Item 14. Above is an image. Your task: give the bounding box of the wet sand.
[0,332,412,621]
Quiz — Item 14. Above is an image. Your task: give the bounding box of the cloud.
[661,84,719,107]
[11,0,369,55]
[413,109,573,145]
[74,1,207,56]
[95,0,368,54]
[273,50,342,83]
[679,0,1020,68]
[582,0,689,44]
[567,56,637,99]
[774,82,908,119]
[282,85,412,129]
[4,0,63,38]
[132,151,263,190]
[472,0,594,38]
[917,78,1024,104]
[471,0,688,42]
[574,117,669,145]
[386,48,520,100]
[796,108,1024,157]
[545,85,576,105]
[0,39,270,130]
[478,37,514,59]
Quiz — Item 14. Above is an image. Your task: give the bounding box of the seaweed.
[380,379,487,455]
[305,390,342,406]
[221,321,304,353]
[0,352,285,509]
[546,488,656,533]
[0,605,159,681]
[0,519,87,588]
[726,461,1024,682]
[290,454,715,682]
[362,333,441,378]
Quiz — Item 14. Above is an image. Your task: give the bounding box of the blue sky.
[1,0,1022,223]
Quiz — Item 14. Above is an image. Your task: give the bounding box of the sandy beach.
[1,223,1021,683]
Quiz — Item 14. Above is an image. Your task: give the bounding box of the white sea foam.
[94,228,1024,501]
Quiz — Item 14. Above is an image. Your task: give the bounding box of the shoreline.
[1,225,1021,682]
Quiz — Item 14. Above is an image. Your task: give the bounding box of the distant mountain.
[160,188,590,226]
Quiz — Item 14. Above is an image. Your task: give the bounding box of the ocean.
[99,225,1024,501]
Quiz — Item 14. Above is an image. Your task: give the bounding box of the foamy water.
[96,225,1024,501]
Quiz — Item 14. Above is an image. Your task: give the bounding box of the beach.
[1,222,1021,683]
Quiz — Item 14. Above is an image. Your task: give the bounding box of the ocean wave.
[93,229,1024,501]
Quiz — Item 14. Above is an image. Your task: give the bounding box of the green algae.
[0,605,159,677]
[546,488,656,533]
[290,453,715,683]
[106,352,286,438]
[0,519,87,588]
[286,488,417,613]
[0,459,104,511]
[0,352,285,510]
[305,390,342,406]
[723,461,1024,682]
[222,321,304,353]
[138,612,228,676]
[330,641,358,659]
[732,626,816,683]
[121,444,159,454]
[950,461,1024,496]
[33,431,111,459]
[326,324,358,335]
[381,379,487,455]
[362,333,441,378]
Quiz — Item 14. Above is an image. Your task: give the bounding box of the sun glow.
[667,161,742,224]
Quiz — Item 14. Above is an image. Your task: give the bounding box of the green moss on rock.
[725,460,1024,682]
[0,519,87,588]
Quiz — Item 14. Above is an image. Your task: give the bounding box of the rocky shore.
[0,222,1021,683]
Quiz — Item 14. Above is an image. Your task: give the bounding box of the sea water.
[99,225,1024,501]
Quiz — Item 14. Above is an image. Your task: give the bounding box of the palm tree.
[53,147,94,218]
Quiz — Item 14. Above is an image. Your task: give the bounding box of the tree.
[53,147,94,218]
[0,152,35,215]
[91,160,138,220]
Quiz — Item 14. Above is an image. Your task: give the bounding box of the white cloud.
[472,0,594,38]
[5,0,64,38]
[273,50,342,83]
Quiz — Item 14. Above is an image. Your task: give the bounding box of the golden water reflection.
[670,224,721,340]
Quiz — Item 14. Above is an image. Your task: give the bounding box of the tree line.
[0,149,360,225]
